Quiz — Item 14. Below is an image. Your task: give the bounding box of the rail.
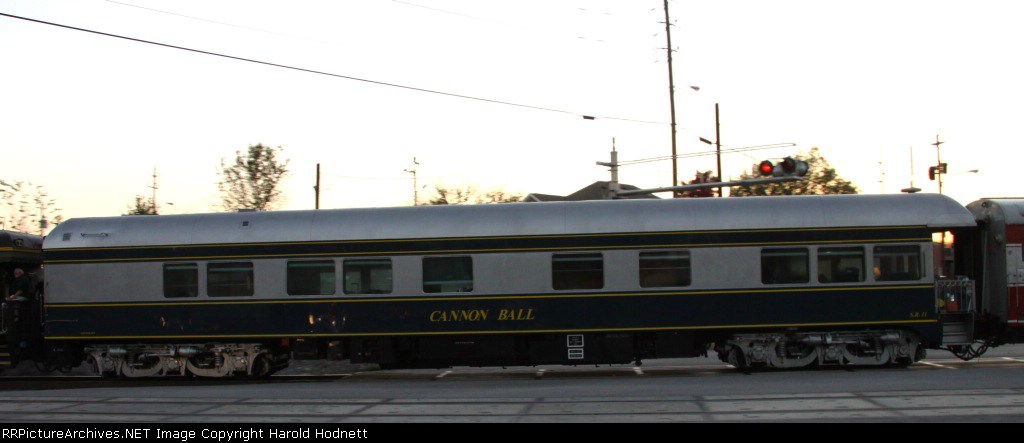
[936,278,975,313]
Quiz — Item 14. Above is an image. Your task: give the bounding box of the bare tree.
[428,183,477,205]
[427,183,523,205]
[216,144,290,211]
[1,180,63,234]
[479,189,525,204]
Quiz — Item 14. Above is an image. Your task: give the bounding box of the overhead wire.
[617,143,797,166]
[390,0,661,52]
[103,0,332,44]
[0,12,666,125]
[104,1,668,124]
[390,0,522,29]
[106,0,650,55]
[334,174,427,181]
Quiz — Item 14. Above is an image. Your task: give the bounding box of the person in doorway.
[5,268,36,335]
[6,268,34,303]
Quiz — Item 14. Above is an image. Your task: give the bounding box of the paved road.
[1,347,1022,422]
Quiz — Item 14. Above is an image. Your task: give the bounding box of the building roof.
[524,181,658,202]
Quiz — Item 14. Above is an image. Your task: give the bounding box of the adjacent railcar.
[39,194,980,377]
[967,198,1024,344]
[0,230,45,368]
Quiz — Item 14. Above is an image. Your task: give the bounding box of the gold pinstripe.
[0,247,40,253]
[45,284,935,308]
[45,318,940,341]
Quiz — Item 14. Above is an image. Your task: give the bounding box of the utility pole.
[878,150,885,194]
[662,0,679,198]
[932,135,945,195]
[714,103,722,197]
[596,138,620,199]
[931,135,949,272]
[698,103,723,196]
[404,157,420,206]
[314,163,321,209]
[148,167,159,214]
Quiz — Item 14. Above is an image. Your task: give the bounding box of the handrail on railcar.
[936,278,975,313]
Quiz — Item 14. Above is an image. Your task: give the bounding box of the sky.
[1,0,1021,230]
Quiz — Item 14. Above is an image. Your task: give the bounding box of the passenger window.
[163,263,198,298]
[873,245,921,281]
[817,247,865,283]
[553,253,604,290]
[344,259,393,294]
[639,251,691,288]
[287,260,336,296]
[423,256,473,293]
[761,248,809,284]
[207,262,254,297]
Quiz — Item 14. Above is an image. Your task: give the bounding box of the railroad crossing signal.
[928,162,948,181]
[757,157,809,177]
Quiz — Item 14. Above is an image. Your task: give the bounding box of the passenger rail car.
[1,193,1018,377]
[29,193,1001,377]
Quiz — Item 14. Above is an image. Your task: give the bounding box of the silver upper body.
[45,194,977,250]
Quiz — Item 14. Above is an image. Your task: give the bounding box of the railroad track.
[1,355,1021,384]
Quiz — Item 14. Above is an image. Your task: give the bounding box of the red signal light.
[758,161,774,176]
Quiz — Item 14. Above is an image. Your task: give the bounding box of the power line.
[113,0,654,60]
[333,174,456,183]
[617,143,797,166]
[391,0,521,29]
[390,0,657,51]
[104,0,331,44]
[334,175,414,181]
[0,12,665,125]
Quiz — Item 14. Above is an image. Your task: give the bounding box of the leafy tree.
[0,180,63,234]
[217,144,290,211]
[427,183,523,205]
[125,195,157,215]
[728,147,858,197]
[681,171,720,198]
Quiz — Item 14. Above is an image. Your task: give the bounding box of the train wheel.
[119,356,163,378]
[89,355,115,378]
[33,361,55,373]
[248,354,271,379]
[915,344,927,362]
[726,347,747,370]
